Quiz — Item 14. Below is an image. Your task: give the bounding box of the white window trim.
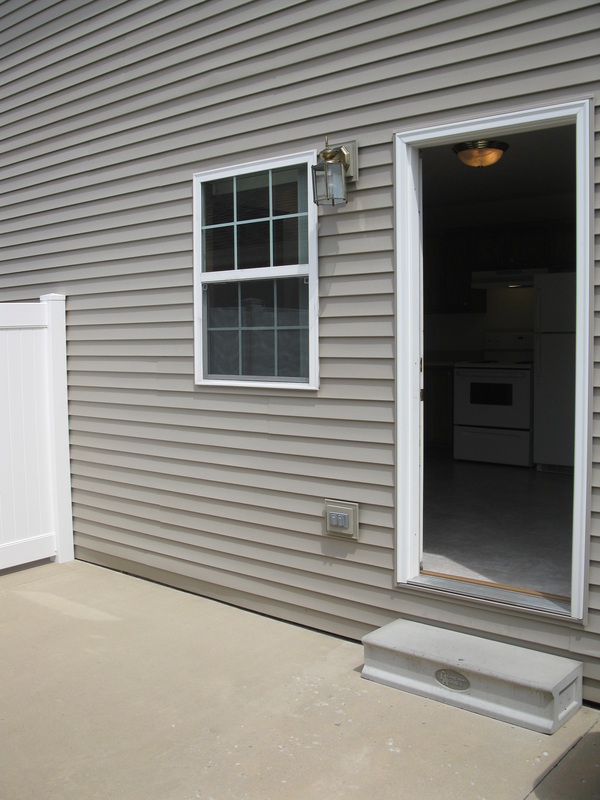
[193,151,319,390]
[394,99,592,621]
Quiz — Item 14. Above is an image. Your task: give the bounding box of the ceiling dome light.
[452,140,509,167]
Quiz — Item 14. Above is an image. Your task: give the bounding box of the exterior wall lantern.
[312,137,358,206]
[452,139,509,167]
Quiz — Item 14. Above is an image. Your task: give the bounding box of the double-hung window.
[193,152,319,389]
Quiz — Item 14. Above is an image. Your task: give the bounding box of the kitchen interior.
[420,125,576,611]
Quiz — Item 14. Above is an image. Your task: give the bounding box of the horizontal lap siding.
[2,0,600,696]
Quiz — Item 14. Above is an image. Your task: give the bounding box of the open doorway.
[421,126,576,610]
[394,101,591,618]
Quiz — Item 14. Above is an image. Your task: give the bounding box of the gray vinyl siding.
[1,0,600,699]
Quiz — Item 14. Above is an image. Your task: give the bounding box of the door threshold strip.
[410,573,571,615]
[419,569,570,602]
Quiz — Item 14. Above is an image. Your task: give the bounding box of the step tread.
[363,619,581,687]
[362,619,583,734]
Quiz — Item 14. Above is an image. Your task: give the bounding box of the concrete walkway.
[1,560,599,800]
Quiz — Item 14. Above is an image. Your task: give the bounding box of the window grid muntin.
[201,168,308,272]
[205,276,308,380]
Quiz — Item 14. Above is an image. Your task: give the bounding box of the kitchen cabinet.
[423,220,574,314]
[423,234,486,314]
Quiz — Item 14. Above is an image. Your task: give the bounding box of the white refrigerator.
[533,272,576,468]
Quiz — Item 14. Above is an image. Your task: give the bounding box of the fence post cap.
[41,293,66,302]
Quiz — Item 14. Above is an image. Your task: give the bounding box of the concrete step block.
[362,619,582,733]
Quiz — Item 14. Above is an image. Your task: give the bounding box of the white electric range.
[453,332,533,467]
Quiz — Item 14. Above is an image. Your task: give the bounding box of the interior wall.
[424,313,486,353]
[486,288,534,331]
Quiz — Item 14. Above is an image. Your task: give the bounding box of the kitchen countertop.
[425,351,484,367]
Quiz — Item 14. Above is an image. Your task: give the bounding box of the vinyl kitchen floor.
[422,448,573,599]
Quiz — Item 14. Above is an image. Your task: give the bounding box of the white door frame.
[394,99,592,620]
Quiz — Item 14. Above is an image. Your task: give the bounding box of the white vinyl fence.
[0,294,73,569]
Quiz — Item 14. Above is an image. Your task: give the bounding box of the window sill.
[195,378,319,391]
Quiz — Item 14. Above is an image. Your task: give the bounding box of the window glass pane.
[203,179,234,225]
[205,276,309,381]
[207,283,239,328]
[241,280,274,327]
[272,165,306,216]
[238,221,270,269]
[278,329,308,379]
[237,171,270,221]
[277,277,308,326]
[204,227,234,272]
[273,216,308,266]
[208,329,239,375]
[242,329,275,376]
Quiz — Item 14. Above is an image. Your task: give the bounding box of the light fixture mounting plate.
[329,140,359,182]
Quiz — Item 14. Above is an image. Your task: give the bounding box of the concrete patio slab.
[1,560,598,800]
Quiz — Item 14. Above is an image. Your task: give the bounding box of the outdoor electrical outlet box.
[325,500,359,540]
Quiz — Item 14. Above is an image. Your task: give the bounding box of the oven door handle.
[454,368,530,380]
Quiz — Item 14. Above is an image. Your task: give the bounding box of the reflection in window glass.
[278,329,308,378]
[241,280,274,327]
[277,276,307,326]
[204,227,234,272]
[274,217,307,266]
[237,221,270,269]
[208,329,239,376]
[243,329,275,376]
[202,179,234,226]
[207,283,238,328]
[237,171,270,221]
[272,165,305,216]
[205,277,308,380]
